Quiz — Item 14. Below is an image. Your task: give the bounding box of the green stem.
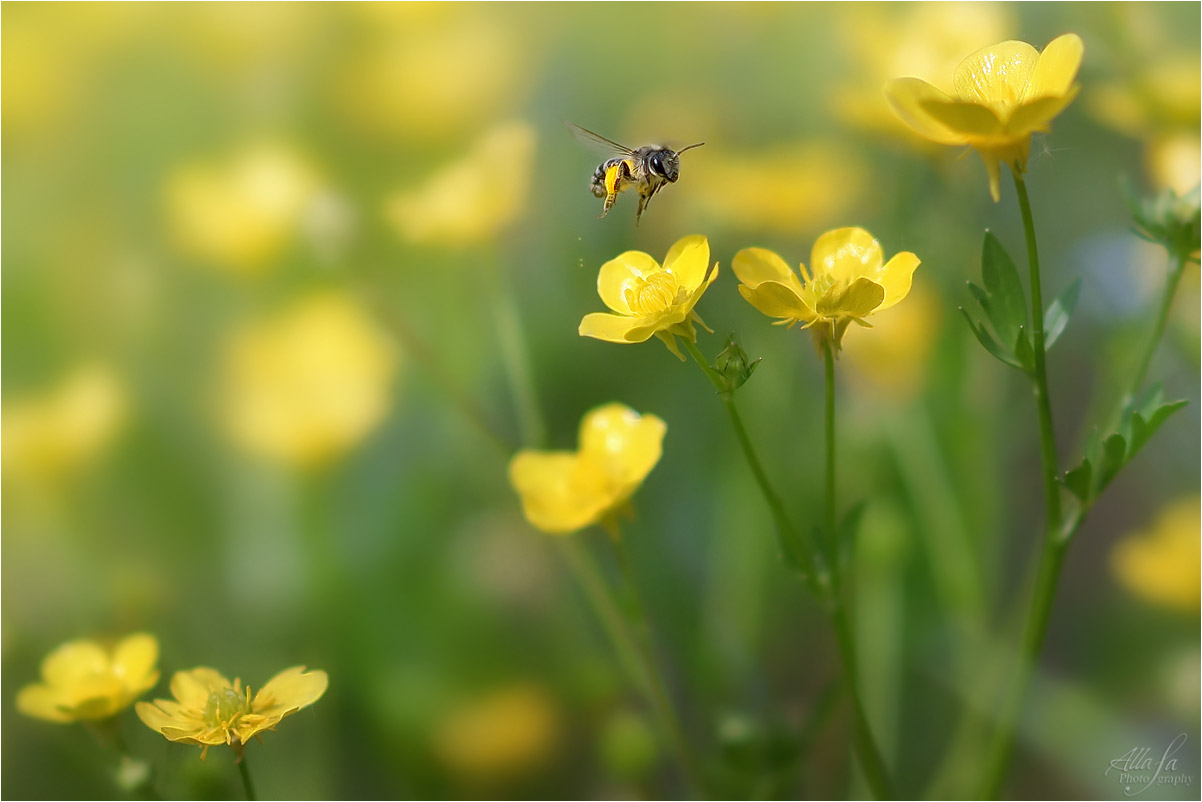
[607,523,705,797]
[823,342,837,567]
[978,168,1066,798]
[488,252,546,448]
[1115,252,1189,427]
[237,754,257,801]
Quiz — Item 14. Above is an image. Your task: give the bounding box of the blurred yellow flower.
[166,142,320,274]
[687,142,869,233]
[508,403,665,536]
[17,633,159,723]
[2,364,127,482]
[885,33,1084,201]
[221,292,397,467]
[733,227,920,352]
[433,684,559,781]
[137,666,327,759]
[1111,497,1200,613]
[578,235,718,360]
[832,3,1015,140]
[841,281,942,397]
[384,120,534,246]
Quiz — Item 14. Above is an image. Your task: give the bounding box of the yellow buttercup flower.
[1111,497,1200,613]
[885,33,1085,201]
[17,633,159,723]
[733,227,920,353]
[166,141,321,275]
[433,683,559,781]
[384,120,534,246]
[578,235,718,360]
[508,403,665,536]
[220,292,398,467]
[136,666,328,759]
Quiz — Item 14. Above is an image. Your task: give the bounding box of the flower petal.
[41,640,108,688]
[597,251,661,314]
[873,252,921,312]
[17,685,73,723]
[732,247,799,289]
[253,666,328,718]
[662,235,709,291]
[578,404,665,492]
[917,98,1004,139]
[737,281,812,320]
[1007,87,1080,136]
[884,78,966,145]
[815,277,885,318]
[1025,33,1084,100]
[112,633,159,693]
[136,700,185,734]
[811,228,883,283]
[579,312,648,344]
[508,452,607,534]
[954,40,1039,107]
[170,667,232,707]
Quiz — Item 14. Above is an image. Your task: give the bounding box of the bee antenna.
[676,142,705,156]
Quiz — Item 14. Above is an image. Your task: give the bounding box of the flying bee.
[564,121,704,226]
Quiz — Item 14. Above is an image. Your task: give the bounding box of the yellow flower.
[433,684,559,781]
[1111,497,1200,613]
[508,403,665,536]
[841,281,942,398]
[17,633,159,723]
[384,121,534,246]
[732,227,920,352]
[166,142,320,275]
[578,235,718,360]
[137,666,327,759]
[2,363,127,482]
[885,33,1085,201]
[220,292,398,467]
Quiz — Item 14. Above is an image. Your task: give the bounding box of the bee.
[564,121,704,226]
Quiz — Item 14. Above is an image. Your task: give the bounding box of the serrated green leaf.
[1128,400,1189,459]
[960,307,1022,368]
[981,232,1028,348]
[1097,433,1127,492]
[1062,459,1092,502]
[1044,278,1081,350]
[1013,325,1036,373]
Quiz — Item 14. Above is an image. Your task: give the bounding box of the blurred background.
[2,3,1198,799]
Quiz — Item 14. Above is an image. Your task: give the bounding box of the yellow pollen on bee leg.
[624,272,681,316]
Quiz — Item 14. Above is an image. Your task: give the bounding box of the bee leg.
[635,193,647,227]
[598,162,627,219]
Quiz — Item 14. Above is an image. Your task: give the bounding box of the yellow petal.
[815,277,885,318]
[508,451,607,534]
[578,312,646,344]
[1007,87,1080,136]
[917,98,1004,139]
[873,251,921,312]
[112,633,159,692]
[953,40,1039,107]
[254,666,328,717]
[883,78,966,145]
[17,685,73,723]
[41,640,108,688]
[811,228,882,283]
[170,667,232,707]
[979,150,1005,202]
[662,235,709,291]
[578,404,666,492]
[732,247,799,289]
[737,281,812,320]
[1025,33,1084,100]
[596,251,661,314]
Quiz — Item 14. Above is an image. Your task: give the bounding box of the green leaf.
[980,232,1028,348]
[1128,400,1188,459]
[1043,278,1081,350]
[1062,458,1092,502]
[960,307,1022,369]
[1096,433,1127,493]
[1013,325,1036,374]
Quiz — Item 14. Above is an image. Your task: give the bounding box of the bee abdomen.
[590,158,623,198]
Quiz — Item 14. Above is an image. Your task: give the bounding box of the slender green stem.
[830,602,895,800]
[237,754,257,801]
[979,168,1067,798]
[823,342,837,567]
[607,524,706,797]
[1115,252,1189,429]
[488,252,546,448]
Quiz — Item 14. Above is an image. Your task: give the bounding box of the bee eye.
[649,153,665,175]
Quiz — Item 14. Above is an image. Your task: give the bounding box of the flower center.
[204,686,250,729]
[625,272,682,316]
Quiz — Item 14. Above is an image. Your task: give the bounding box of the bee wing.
[563,121,634,156]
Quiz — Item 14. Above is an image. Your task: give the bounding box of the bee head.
[648,150,680,182]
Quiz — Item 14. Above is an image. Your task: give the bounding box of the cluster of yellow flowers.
[18,633,326,761]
